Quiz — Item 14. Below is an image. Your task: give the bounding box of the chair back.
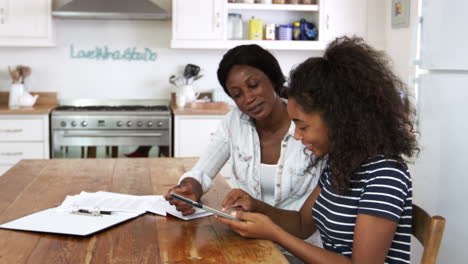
[412,204,446,264]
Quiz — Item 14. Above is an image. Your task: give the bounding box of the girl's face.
[287,97,331,157]
[225,65,278,120]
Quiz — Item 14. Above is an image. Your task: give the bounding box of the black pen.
[77,209,112,215]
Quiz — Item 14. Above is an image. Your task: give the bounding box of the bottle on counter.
[273,0,286,4]
[249,17,263,40]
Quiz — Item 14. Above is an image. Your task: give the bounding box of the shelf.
[227,3,319,11]
[171,39,326,50]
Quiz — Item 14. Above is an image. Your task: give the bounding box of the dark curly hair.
[288,36,419,193]
[217,44,286,98]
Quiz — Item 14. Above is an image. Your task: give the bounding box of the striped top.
[312,156,412,263]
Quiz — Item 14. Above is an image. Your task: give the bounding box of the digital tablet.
[170,193,242,221]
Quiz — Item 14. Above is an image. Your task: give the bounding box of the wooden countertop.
[171,101,232,115]
[0,92,57,115]
[0,158,287,264]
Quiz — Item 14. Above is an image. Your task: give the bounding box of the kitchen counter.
[171,101,231,115]
[0,92,57,115]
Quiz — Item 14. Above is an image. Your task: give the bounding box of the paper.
[0,191,213,236]
[0,208,142,236]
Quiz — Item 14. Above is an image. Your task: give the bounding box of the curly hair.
[288,36,419,193]
[217,44,286,98]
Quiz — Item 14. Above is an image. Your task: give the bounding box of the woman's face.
[225,65,278,120]
[287,97,331,157]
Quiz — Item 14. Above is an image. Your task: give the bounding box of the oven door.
[52,129,171,158]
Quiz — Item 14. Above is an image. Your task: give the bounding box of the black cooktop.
[54,105,169,112]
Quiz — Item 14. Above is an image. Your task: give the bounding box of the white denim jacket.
[179,105,325,211]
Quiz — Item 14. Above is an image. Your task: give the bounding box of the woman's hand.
[164,178,202,216]
[216,211,283,242]
[222,189,261,212]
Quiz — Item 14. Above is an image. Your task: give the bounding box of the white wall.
[0,19,321,101]
[383,1,433,263]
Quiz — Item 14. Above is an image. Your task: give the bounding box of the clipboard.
[0,208,144,236]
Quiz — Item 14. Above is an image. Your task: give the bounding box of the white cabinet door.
[172,0,223,40]
[0,142,45,164]
[174,115,223,157]
[0,0,53,46]
[320,0,367,42]
[420,0,468,70]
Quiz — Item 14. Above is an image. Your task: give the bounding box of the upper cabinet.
[0,0,54,47]
[171,0,377,51]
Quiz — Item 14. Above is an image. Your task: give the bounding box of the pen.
[77,209,112,215]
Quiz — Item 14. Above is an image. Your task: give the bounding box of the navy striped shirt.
[312,156,412,263]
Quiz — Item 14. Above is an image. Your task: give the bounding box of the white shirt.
[179,105,325,211]
[260,163,277,206]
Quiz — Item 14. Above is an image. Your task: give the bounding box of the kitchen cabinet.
[0,0,53,47]
[171,0,377,50]
[173,114,224,157]
[0,115,50,176]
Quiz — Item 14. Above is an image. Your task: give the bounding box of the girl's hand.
[216,211,283,242]
[222,189,260,212]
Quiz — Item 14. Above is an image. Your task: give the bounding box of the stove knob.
[147,121,153,127]
[116,121,123,127]
[157,121,164,127]
[60,121,66,127]
[81,121,88,127]
[71,121,77,127]
[127,121,133,127]
[136,121,143,127]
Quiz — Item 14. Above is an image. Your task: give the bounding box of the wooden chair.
[412,204,446,264]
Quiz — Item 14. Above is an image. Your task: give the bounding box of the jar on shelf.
[228,13,243,40]
[302,0,315,4]
[243,0,255,3]
[249,17,263,40]
[289,0,300,4]
[278,25,293,40]
[293,22,301,40]
[265,23,276,40]
[260,0,272,3]
[228,0,237,3]
[273,0,286,4]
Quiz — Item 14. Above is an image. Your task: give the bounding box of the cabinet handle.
[0,8,4,24]
[326,14,330,30]
[215,12,220,29]
[1,152,23,156]
[0,129,23,133]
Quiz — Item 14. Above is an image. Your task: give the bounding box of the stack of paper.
[0,191,213,236]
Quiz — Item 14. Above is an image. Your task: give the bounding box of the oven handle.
[63,133,163,138]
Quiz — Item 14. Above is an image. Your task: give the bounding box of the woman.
[164,44,324,248]
[218,37,418,264]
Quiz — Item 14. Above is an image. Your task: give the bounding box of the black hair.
[217,44,286,98]
[288,36,419,193]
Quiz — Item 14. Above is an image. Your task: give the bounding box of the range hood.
[52,0,170,20]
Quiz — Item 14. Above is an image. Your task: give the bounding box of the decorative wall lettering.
[70,45,157,62]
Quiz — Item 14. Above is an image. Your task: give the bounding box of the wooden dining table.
[0,158,288,264]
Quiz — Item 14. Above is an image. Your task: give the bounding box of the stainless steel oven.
[51,100,172,159]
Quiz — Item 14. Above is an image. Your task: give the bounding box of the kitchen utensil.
[183,64,201,84]
[8,66,20,84]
